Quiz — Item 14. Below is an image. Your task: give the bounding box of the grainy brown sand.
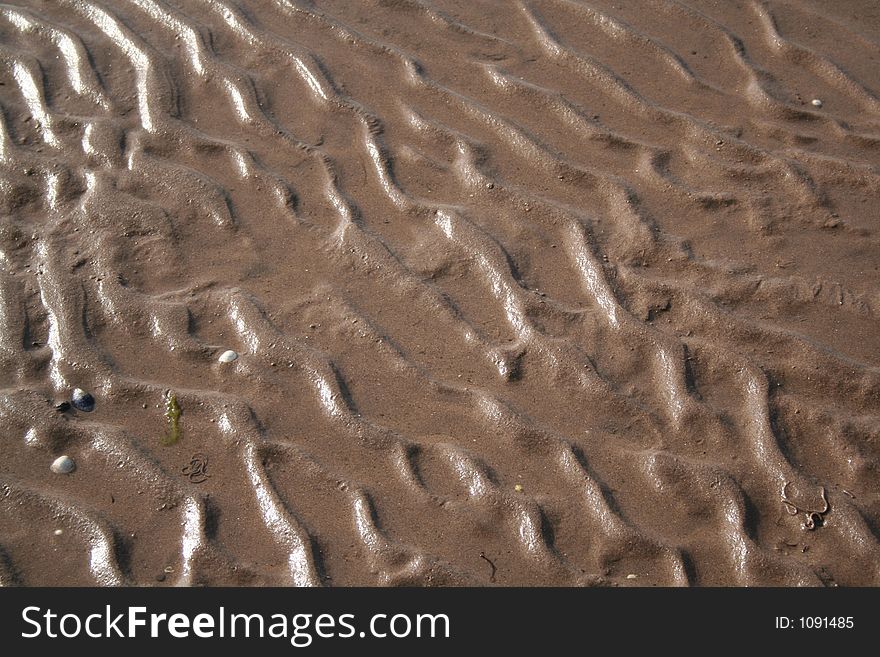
[0,0,878,586]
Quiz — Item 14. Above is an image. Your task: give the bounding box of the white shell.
[811,98,823,107]
[50,455,76,474]
[218,349,238,363]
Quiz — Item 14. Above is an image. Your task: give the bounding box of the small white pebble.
[54,529,64,536]
[626,573,638,580]
[218,349,238,363]
[50,455,76,474]
[811,98,823,107]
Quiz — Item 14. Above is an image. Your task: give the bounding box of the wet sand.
[0,0,878,586]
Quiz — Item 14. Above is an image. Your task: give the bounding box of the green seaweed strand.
[161,391,182,446]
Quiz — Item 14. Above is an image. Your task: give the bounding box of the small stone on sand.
[50,455,76,474]
[626,573,638,579]
[514,484,524,493]
[54,529,64,536]
[811,98,823,107]
[71,388,95,412]
[218,350,238,363]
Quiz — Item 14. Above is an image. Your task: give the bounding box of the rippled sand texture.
[1,0,879,586]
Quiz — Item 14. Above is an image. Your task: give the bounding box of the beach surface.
[1,0,879,586]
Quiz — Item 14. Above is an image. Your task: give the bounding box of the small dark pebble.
[71,388,95,412]
[55,401,71,412]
